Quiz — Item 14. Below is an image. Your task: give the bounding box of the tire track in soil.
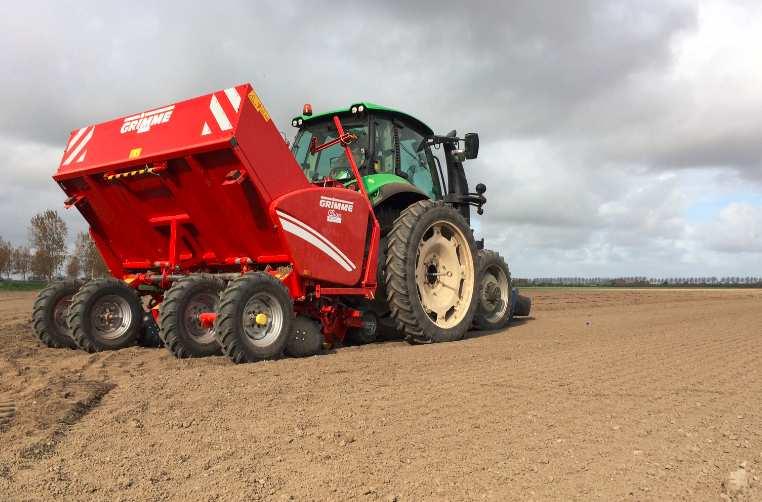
[18,381,116,461]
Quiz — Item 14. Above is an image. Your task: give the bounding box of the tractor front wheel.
[159,275,224,358]
[385,200,479,344]
[67,279,143,352]
[32,281,80,349]
[214,272,294,363]
[473,250,512,330]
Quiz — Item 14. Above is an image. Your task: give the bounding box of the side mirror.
[464,133,479,159]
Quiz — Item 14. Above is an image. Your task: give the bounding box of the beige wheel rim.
[415,220,475,329]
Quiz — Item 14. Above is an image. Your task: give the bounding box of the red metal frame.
[55,83,382,346]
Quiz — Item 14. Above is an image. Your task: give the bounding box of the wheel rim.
[415,220,475,329]
[480,265,510,323]
[242,292,284,348]
[53,295,72,332]
[182,292,219,344]
[90,294,132,340]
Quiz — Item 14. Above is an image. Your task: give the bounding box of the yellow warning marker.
[248,90,271,122]
[129,147,142,159]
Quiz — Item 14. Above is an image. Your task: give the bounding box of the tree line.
[0,209,108,281]
[514,277,762,287]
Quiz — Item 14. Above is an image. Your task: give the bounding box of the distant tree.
[12,246,32,280]
[31,250,48,279]
[74,231,108,279]
[28,210,68,280]
[0,238,11,279]
[66,255,81,279]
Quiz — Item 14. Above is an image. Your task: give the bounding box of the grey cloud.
[1,0,760,276]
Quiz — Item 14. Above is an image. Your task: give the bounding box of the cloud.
[698,203,762,254]
[0,0,760,276]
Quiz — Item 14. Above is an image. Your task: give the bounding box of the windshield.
[291,119,369,182]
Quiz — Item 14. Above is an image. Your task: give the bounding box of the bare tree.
[28,210,68,280]
[66,255,81,279]
[74,231,108,279]
[12,246,32,280]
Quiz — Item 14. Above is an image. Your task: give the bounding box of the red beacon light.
[303,103,313,116]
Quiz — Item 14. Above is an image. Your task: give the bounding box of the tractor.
[31,83,530,363]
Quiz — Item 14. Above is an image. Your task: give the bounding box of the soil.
[1,288,761,501]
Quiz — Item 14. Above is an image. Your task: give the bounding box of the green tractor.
[290,102,531,344]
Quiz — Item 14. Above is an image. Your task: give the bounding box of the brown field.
[1,288,760,501]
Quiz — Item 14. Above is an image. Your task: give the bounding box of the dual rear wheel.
[158,272,318,363]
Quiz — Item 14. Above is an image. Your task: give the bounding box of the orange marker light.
[303,103,312,116]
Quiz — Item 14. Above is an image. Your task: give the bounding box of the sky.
[0,0,760,278]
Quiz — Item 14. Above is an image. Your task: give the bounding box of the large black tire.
[158,275,224,358]
[31,281,80,349]
[385,200,479,344]
[513,294,532,317]
[473,250,513,330]
[285,316,323,358]
[346,311,379,345]
[68,278,143,352]
[214,272,294,363]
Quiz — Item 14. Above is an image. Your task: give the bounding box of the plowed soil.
[1,289,760,501]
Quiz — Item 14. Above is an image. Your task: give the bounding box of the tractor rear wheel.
[32,281,80,349]
[473,250,512,330]
[285,316,323,358]
[68,278,143,352]
[158,275,224,358]
[385,200,479,344]
[214,272,294,363]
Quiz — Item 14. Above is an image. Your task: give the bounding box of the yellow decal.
[129,147,142,159]
[248,90,271,122]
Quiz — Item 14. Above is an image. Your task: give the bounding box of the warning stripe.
[204,86,243,135]
[224,87,241,112]
[66,127,88,153]
[63,126,94,166]
[209,94,232,131]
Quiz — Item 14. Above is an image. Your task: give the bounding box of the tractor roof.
[295,102,434,135]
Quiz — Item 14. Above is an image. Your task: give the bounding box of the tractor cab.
[290,103,443,202]
[290,102,485,226]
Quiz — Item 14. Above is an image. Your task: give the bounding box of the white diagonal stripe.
[279,218,354,272]
[277,211,356,269]
[224,87,241,112]
[66,127,88,152]
[209,94,232,131]
[63,127,93,165]
[276,210,356,271]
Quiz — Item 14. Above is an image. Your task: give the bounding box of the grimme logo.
[327,209,342,224]
[319,196,354,213]
[120,105,175,134]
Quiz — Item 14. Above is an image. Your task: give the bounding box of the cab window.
[291,120,369,182]
[372,118,396,174]
[397,124,442,199]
